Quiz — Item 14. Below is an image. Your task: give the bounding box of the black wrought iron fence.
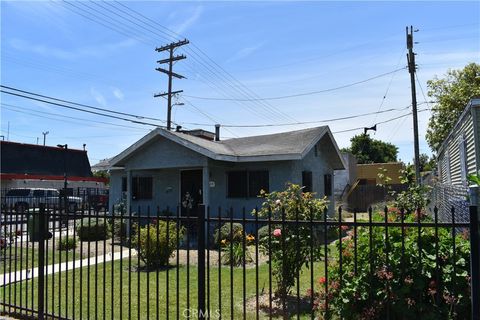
[0,201,479,319]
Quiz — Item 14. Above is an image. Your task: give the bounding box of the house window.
[302,171,312,192]
[324,174,332,197]
[248,171,269,197]
[227,170,269,198]
[122,177,127,192]
[132,177,153,200]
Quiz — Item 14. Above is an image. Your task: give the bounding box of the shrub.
[75,218,110,241]
[253,183,328,301]
[133,220,184,269]
[109,218,128,241]
[315,210,471,319]
[221,240,253,266]
[58,236,77,251]
[213,222,244,244]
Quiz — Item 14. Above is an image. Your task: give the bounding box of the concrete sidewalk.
[1,249,132,286]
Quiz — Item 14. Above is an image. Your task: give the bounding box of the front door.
[180,169,203,217]
[180,169,203,247]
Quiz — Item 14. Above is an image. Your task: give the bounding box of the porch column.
[202,166,209,207]
[126,169,132,214]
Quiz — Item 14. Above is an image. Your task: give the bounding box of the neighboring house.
[437,97,480,186]
[108,126,345,217]
[333,152,357,200]
[344,162,405,211]
[0,141,107,191]
[356,162,404,185]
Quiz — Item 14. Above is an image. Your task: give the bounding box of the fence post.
[197,204,206,319]
[37,204,46,320]
[469,186,480,320]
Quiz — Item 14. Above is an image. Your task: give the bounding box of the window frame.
[226,170,269,199]
[132,176,153,200]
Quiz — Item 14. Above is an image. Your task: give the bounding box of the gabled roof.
[111,126,345,169]
[0,141,93,177]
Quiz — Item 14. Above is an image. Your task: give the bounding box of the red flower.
[318,276,326,285]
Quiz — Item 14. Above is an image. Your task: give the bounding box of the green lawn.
[1,243,83,275]
[1,257,329,319]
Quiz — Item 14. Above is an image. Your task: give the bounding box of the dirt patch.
[170,246,269,267]
[246,293,314,318]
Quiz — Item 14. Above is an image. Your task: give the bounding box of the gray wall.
[334,152,357,198]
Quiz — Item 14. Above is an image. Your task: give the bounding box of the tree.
[418,153,436,172]
[342,133,398,164]
[426,63,480,151]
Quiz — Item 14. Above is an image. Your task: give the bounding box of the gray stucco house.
[437,97,480,186]
[108,126,345,217]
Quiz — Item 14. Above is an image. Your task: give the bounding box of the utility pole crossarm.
[155,39,189,52]
[157,55,186,64]
[154,90,183,98]
[155,68,186,79]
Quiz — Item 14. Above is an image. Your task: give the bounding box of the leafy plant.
[378,165,431,213]
[315,209,471,319]
[75,218,110,241]
[253,183,328,302]
[214,222,244,244]
[58,236,78,251]
[467,172,480,186]
[133,220,184,269]
[221,238,253,266]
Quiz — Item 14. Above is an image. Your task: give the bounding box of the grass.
[1,255,329,319]
[1,242,82,274]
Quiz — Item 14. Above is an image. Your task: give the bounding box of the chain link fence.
[429,182,470,223]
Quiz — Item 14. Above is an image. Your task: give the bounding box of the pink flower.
[318,276,326,284]
[273,228,282,237]
[341,225,349,231]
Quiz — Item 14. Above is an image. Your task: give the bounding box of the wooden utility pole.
[154,39,189,130]
[406,26,421,185]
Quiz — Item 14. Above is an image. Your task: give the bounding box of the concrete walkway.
[0,249,132,286]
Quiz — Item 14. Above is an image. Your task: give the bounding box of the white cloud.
[9,38,137,61]
[90,88,107,107]
[172,6,203,35]
[226,43,265,64]
[111,87,124,100]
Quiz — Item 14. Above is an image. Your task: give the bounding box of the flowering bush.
[253,183,328,301]
[314,209,471,319]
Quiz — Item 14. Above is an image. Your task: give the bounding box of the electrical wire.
[1,85,167,123]
[332,108,429,134]
[183,67,406,102]
[175,104,427,128]
[0,88,165,128]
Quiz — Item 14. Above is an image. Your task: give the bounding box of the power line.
[183,67,406,102]
[333,108,429,134]
[0,85,167,123]
[0,88,165,128]
[1,103,151,132]
[176,104,427,128]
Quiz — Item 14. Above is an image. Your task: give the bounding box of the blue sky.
[1,1,479,165]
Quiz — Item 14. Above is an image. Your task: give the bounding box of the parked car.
[87,192,109,211]
[2,188,83,213]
